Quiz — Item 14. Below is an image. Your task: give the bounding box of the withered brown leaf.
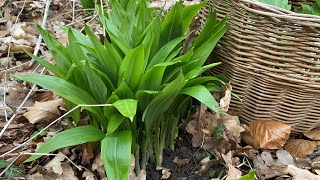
[24,99,65,124]
[304,129,320,141]
[248,120,291,149]
[285,139,317,158]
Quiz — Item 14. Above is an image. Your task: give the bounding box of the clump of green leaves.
[14,0,227,179]
[295,0,320,15]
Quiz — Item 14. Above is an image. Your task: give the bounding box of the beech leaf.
[247,120,291,149]
[285,139,317,158]
[304,129,320,140]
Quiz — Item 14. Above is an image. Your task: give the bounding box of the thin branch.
[0,103,112,158]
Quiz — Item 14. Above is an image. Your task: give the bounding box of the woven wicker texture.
[199,0,320,133]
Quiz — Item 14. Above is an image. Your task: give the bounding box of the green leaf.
[36,24,71,70]
[0,160,10,169]
[181,1,207,33]
[181,85,220,112]
[85,25,118,82]
[85,61,108,103]
[118,44,145,90]
[160,1,183,47]
[98,8,131,54]
[12,74,104,120]
[114,81,135,99]
[139,61,181,90]
[101,130,132,180]
[25,126,105,162]
[143,72,185,131]
[107,113,126,134]
[5,165,26,179]
[187,22,227,70]
[185,62,221,79]
[113,99,138,121]
[24,49,66,78]
[212,122,225,140]
[238,170,256,180]
[147,35,187,69]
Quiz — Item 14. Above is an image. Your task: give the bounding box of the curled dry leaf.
[244,120,291,149]
[285,139,317,158]
[173,157,190,167]
[222,151,242,180]
[287,164,320,180]
[44,152,65,175]
[24,99,65,124]
[304,129,320,141]
[219,83,232,112]
[156,166,171,180]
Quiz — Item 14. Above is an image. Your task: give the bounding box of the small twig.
[27,0,52,68]
[3,0,27,122]
[0,152,82,177]
[0,0,51,140]
[0,103,112,158]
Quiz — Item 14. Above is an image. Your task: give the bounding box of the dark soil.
[146,133,225,180]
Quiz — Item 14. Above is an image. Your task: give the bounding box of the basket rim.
[238,0,320,22]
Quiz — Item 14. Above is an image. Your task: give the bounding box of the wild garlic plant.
[14,0,227,179]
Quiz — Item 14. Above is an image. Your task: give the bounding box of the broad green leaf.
[191,12,220,50]
[187,23,227,70]
[107,112,126,134]
[182,1,207,33]
[159,0,183,47]
[139,61,181,90]
[185,62,221,79]
[24,49,66,78]
[98,9,131,54]
[114,81,135,99]
[36,25,71,70]
[238,170,256,180]
[104,92,120,119]
[85,61,108,103]
[143,72,185,131]
[64,99,81,124]
[185,76,224,88]
[147,35,187,69]
[80,0,95,9]
[85,25,118,82]
[13,74,104,120]
[101,130,132,180]
[162,48,194,83]
[118,44,145,90]
[136,90,159,113]
[181,85,220,112]
[26,126,105,162]
[113,99,138,121]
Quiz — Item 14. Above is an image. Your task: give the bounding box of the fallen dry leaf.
[287,164,320,180]
[82,143,94,165]
[304,129,320,141]
[222,151,242,180]
[173,157,190,167]
[246,120,291,149]
[285,139,317,158]
[195,157,223,176]
[219,83,232,112]
[24,98,65,124]
[93,153,106,179]
[44,152,65,175]
[156,166,171,180]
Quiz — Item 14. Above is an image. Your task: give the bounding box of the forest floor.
[1,1,320,180]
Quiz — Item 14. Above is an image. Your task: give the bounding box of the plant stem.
[135,144,140,175]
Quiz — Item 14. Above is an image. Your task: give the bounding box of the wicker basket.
[199,0,320,133]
